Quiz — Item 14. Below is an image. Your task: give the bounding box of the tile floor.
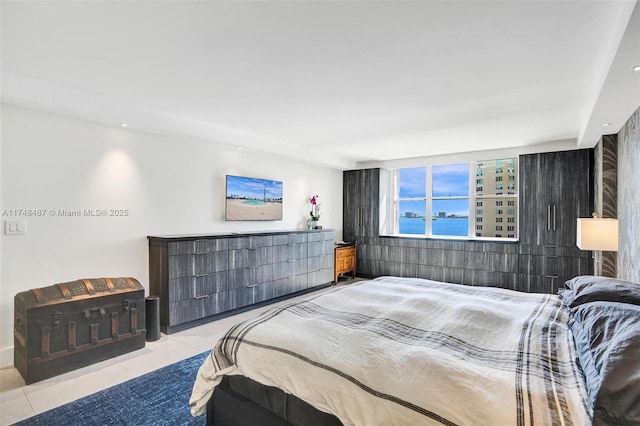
[0,282,350,425]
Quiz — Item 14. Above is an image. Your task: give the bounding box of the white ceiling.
[2,1,639,169]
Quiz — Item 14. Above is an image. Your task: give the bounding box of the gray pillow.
[559,275,640,308]
[568,301,640,425]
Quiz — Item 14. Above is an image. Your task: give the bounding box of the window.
[388,158,518,240]
[431,163,469,237]
[398,167,427,235]
[496,226,503,231]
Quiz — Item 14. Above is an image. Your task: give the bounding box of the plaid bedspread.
[190,276,591,425]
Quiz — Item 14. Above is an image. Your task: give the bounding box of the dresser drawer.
[336,246,356,258]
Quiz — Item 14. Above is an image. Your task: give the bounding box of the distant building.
[405,212,420,218]
[438,212,446,218]
[475,158,518,238]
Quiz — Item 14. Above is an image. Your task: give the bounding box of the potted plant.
[307,195,321,229]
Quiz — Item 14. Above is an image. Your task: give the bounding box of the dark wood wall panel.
[343,149,594,294]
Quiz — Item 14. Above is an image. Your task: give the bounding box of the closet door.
[551,150,592,247]
[343,168,380,239]
[518,150,593,293]
[343,170,362,241]
[519,150,592,246]
[361,168,380,238]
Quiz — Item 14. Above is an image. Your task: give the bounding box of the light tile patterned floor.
[0,281,358,425]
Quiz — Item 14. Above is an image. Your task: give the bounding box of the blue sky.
[399,167,427,197]
[226,175,283,199]
[399,164,470,216]
[432,163,469,196]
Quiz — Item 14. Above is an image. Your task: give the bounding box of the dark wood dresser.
[148,229,335,333]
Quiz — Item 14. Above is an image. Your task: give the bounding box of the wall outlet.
[5,220,26,235]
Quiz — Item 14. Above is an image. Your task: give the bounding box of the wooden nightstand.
[334,245,356,283]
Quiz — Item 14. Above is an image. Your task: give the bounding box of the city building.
[475,159,519,238]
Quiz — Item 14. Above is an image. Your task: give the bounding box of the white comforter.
[190,276,590,425]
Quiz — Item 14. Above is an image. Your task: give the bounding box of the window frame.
[385,158,519,242]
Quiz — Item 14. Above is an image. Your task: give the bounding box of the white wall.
[0,105,343,366]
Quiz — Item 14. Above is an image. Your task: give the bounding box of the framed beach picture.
[225,175,283,221]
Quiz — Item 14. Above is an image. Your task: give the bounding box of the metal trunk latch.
[53,311,62,328]
[83,307,105,320]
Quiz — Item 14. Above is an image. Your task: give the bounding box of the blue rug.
[14,351,210,426]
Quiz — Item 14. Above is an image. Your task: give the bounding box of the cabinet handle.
[246,284,258,288]
[553,205,556,231]
[193,295,209,300]
[194,274,207,278]
[547,205,551,230]
[288,259,297,262]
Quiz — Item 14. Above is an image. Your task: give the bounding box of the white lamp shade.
[576,218,619,251]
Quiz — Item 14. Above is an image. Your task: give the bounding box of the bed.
[189,275,640,425]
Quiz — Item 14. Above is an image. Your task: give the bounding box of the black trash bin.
[145,296,161,342]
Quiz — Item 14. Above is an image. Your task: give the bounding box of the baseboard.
[1,346,14,368]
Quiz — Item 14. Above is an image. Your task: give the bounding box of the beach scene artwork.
[225,175,283,221]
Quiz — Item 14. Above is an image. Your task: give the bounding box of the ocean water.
[399,217,468,236]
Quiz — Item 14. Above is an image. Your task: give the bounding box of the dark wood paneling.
[343,169,380,242]
[342,151,593,294]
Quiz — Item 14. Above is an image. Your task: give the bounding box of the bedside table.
[334,245,356,283]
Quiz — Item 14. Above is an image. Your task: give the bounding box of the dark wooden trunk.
[14,277,146,384]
